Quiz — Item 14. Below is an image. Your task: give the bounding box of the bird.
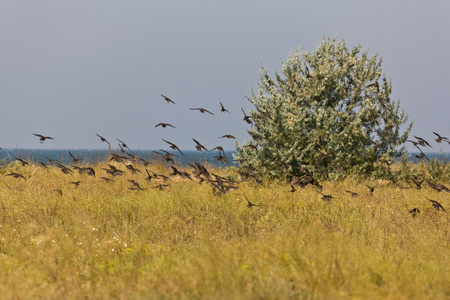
[162,139,184,155]
[69,181,81,187]
[219,134,236,139]
[6,172,27,180]
[244,194,258,209]
[161,94,175,104]
[317,191,334,201]
[241,108,253,126]
[155,123,176,129]
[208,146,225,155]
[68,151,81,164]
[193,138,208,152]
[413,136,432,147]
[33,133,54,144]
[409,208,420,217]
[428,199,447,212]
[366,184,375,196]
[219,102,230,113]
[426,181,450,193]
[345,190,359,197]
[101,177,114,183]
[117,139,131,151]
[190,107,215,115]
[96,133,110,145]
[432,132,449,143]
[15,157,29,167]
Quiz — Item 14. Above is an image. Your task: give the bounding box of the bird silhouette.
[426,181,450,193]
[219,134,236,139]
[161,94,175,104]
[162,139,184,155]
[101,177,114,183]
[432,132,449,143]
[155,123,176,129]
[69,181,81,187]
[244,194,258,209]
[193,138,208,152]
[6,172,27,180]
[317,190,335,201]
[33,133,54,144]
[428,199,447,212]
[409,208,420,217]
[96,133,110,145]
[345,190,359,197]
[190,107,215,115]
[15,157,29,167]
[413,136,432,147]
[68,151,81,164]
[219,102,230,113]
[117,139,131,151]
[241,108,253,126]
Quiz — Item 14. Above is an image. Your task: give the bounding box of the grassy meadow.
[0,159,449,299]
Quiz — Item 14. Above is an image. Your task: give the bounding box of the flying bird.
[161,94,175,104]
[409,208,420,217]
[162,139,184,155]
[428,199,447,212]
[219,134,236,139]
[33,133,54,144]
[241,108,253,126]
[432,132,449,143]
[219,102,230,113]
[6,172,27,180]
[96,133,110,145]
[193,138,208,152]
[15,157,29,167]
[190,107,215,115]
[244,194,258,209]
[155,123,176,129]
[117,139,130,151]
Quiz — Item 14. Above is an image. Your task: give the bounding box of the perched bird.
[219,134,236,139]
[190,107,215,115]
[193,138,208,152]
[409,208,420,218]
[162,139,184,156]
[428,199,447,212]
[241,108,253,126]
[33,133,54,144]
[6,172,27,180]
[219,102,230,113]
[161,94,175,104]
[432,132,449,143]
[96,133,110,145]
[155,123,176,129]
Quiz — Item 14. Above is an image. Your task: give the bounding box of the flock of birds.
[1,94,449,214]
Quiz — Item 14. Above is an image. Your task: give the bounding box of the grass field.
[0,160,449,299]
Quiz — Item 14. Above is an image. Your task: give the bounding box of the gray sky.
[1,1,449,151]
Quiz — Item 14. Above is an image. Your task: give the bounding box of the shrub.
[235,37,412,181]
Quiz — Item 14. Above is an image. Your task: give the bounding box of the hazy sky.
[1,1,449,152]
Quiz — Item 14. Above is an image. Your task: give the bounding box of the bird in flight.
[219,102,230,113]
[219,134,236,139]
[193,138,208,152]
[428,199,447,212]
[155,123,176,129]
[432,132,449,143]
[33,133,53,144]
[244,194,259,209]
[162,139,184,155]
[190,107,215,115]
[161,94,175,104]
[6,172,27,180]
[241,108,253,126]
[96,133,110,145]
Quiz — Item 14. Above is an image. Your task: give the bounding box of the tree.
[234,37,412,181]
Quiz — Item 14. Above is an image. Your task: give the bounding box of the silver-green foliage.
[235,37,412,179]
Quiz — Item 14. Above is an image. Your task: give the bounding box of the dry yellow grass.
[0,161,449,299]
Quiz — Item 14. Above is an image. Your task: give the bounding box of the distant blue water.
[0,149,448,167]
[0,149,238,167]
